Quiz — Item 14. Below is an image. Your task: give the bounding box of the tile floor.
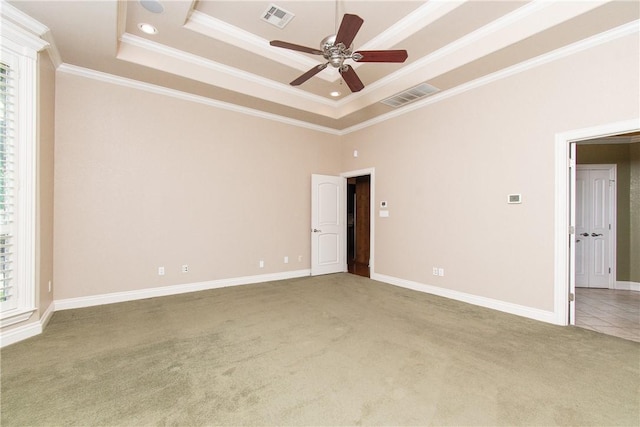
[575,288,640,342]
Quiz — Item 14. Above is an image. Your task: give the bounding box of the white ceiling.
[6,0,640,130]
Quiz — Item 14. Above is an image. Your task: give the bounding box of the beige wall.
[341,34,639,311]
[53,33,638,314]
[577,144,631,281]
[631,144,640,282]
[53,73,341,300]
[37,52,56,317]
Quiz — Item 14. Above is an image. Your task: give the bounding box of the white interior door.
[575,166,615,288]
[311,174,346,276]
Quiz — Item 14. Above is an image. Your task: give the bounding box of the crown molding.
[57,19,638,137]
[334,0,611,115]
[184,2,467,84]
[341,20,640,135]
[0,0,48,35]
[0,1,62,66]
[358,0,466,51]
[57,63,341,136]
[118,33,342,118]
[184,10,334,82]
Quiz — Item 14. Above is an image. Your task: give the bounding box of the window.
[0,17,46,326]
[0,57,18,312]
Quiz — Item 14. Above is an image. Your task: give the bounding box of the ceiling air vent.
[261,4,295,29]
[381,83,439,108]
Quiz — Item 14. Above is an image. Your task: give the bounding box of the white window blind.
[0,59,17,312]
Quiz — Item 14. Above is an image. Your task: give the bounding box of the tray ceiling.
[6,0,640,131]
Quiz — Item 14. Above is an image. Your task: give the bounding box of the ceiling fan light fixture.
[138,23,158,35]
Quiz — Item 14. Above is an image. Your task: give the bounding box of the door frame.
[341,168,375,276]
[575,164,617,291]
[554,119,639,325]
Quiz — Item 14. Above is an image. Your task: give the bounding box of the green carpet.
[1,274,639,425]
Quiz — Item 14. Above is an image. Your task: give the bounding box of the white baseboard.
[0,302,55,348]
[55,269,311,311]
[615,281,640,292]
[371,273,558,325]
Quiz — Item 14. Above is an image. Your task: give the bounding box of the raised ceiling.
[6,0,640,131]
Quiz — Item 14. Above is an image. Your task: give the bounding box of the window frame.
[0,17,47,326]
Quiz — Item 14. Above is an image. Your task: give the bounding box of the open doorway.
[347,175,370,278]
[572,133,640,342]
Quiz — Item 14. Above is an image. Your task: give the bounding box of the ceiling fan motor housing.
[320,35,352,68]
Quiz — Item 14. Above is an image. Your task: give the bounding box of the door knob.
[576,239,581,243]
[591,233,603,237]
[580,233,589,237]
[312,228,322,233]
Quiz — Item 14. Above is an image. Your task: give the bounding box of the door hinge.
[609,224,611,230]
[569,226,575,235]
[569,158,576,168]
[609,267,611,274]
[569,293,575,302]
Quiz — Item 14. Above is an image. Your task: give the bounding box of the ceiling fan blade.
[290,63,328,86]
[353,50,408,63]
[335,14,364,47]
[270,40,323,55]
[339,65,364,92]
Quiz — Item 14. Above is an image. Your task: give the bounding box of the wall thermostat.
[507,194,522,204]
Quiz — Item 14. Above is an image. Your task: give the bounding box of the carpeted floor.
[1,273,639,426]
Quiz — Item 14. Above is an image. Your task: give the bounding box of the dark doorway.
[347,175,371,277]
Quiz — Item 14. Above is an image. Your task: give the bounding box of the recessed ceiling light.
[138,23,158,35]
[330,91,341,97]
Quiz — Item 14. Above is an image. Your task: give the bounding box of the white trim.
[185,1,465,84]
[57,63,341,136]
[40,300,54,328]
[184,11,330,81]
[342,20,640,135]
[0,301,53,348]
[1,27,39,324]
[117,33,339,117]
[0,1,61,67]
[0,318,41,348]
[54,269,311,311]
[0,1,49,36]
[0,309,35,328]
[615,281,640,292]
[372,273,556,324]
[341,168,376,276]
[52,20,638,136]
[554,119,640,326]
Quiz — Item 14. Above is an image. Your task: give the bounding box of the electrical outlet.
[433,267,438,276]
[438,268,445,277]
[48,280,52,292]
[182,264,189,273]
[298,255,303,262]
[259,260,264,268]
[284,256,289,264]
[158,266,165,276]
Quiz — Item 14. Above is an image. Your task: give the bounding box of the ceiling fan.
[269,13,408,93]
